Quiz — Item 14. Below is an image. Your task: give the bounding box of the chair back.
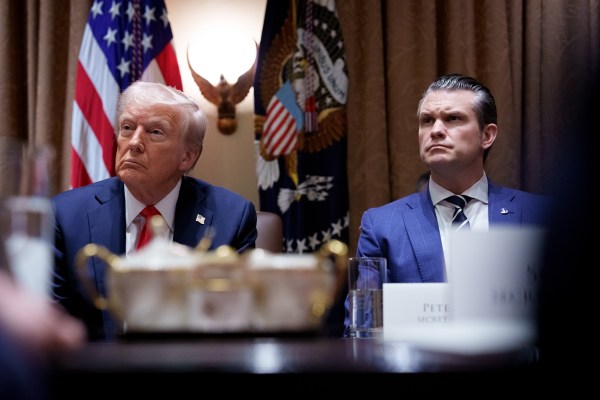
[256,211,283,253]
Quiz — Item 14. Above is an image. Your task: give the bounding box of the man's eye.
[149,129,167,141]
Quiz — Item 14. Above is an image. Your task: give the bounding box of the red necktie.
[137,206,161,249]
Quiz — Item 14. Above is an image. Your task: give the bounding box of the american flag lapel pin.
[196,214,206,224]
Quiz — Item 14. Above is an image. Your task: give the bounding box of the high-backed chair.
[255,211,283,253]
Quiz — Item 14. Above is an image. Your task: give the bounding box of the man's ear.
[482,123,497,150]
[181,145,202,172]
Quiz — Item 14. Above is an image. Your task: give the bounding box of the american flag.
[70,0,182,188]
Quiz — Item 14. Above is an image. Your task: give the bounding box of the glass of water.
[348,257,387,338]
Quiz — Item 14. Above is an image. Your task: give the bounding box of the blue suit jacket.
[344,181,552,334]
[51,176,257,341]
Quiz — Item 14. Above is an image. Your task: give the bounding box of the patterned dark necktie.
[137,206,161,249]
[445,195,472,230]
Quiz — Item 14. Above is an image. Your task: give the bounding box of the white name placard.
[448,226,545,324]
[382,226,546,353]
[383,283,449,341]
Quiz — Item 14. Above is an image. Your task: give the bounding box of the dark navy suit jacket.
[343,180,552,334]
[51,176,257,341]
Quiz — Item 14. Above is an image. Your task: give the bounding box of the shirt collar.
[124,179,182,232]
[429,173,489,205]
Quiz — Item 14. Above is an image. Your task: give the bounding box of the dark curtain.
[0,0,92,198]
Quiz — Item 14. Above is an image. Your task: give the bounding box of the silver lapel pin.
[196,214,206,224]
[500,208,509,215]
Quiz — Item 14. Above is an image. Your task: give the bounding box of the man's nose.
[130,126,146,142]
[431,119,446,134]
[127,126,146,149]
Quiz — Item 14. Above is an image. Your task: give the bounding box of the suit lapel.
[405,193,446,282]
[88,179,126,255]
[85,178,126,299]
[173,177,215,248]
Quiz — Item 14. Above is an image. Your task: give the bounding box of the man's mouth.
[427,144,448,152]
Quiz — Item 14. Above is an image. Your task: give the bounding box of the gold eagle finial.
[187,42,259,135]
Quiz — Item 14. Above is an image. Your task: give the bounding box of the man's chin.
[116,170,142,184]
[425,156,453,167]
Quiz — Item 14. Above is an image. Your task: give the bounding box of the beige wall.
[165,0,267,209]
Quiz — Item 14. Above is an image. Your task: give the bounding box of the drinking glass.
[348,257,387,338]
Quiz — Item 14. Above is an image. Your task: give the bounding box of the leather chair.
[255,211,283,253]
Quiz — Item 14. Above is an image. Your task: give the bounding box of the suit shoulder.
[364,192,423,216]
[52,177,120,202]
[496,185,552,203]
[184,177,254,206]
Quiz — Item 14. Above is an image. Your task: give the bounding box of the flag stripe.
[73,63,115,175]
[269,117,297,155]
[152,43,183,88]
[264,104,296,155]
[70,147,92,188]
[263,102,288,141]
[140,58,166,84]
[276,128,297,155]
[71,102,111,185]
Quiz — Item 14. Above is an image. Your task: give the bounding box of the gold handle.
[319,239,348,294]
[313,240,348,318]
[75,243,119,310]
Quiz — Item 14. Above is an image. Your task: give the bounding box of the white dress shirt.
[428,173,490,277]
[124,179,181,256]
